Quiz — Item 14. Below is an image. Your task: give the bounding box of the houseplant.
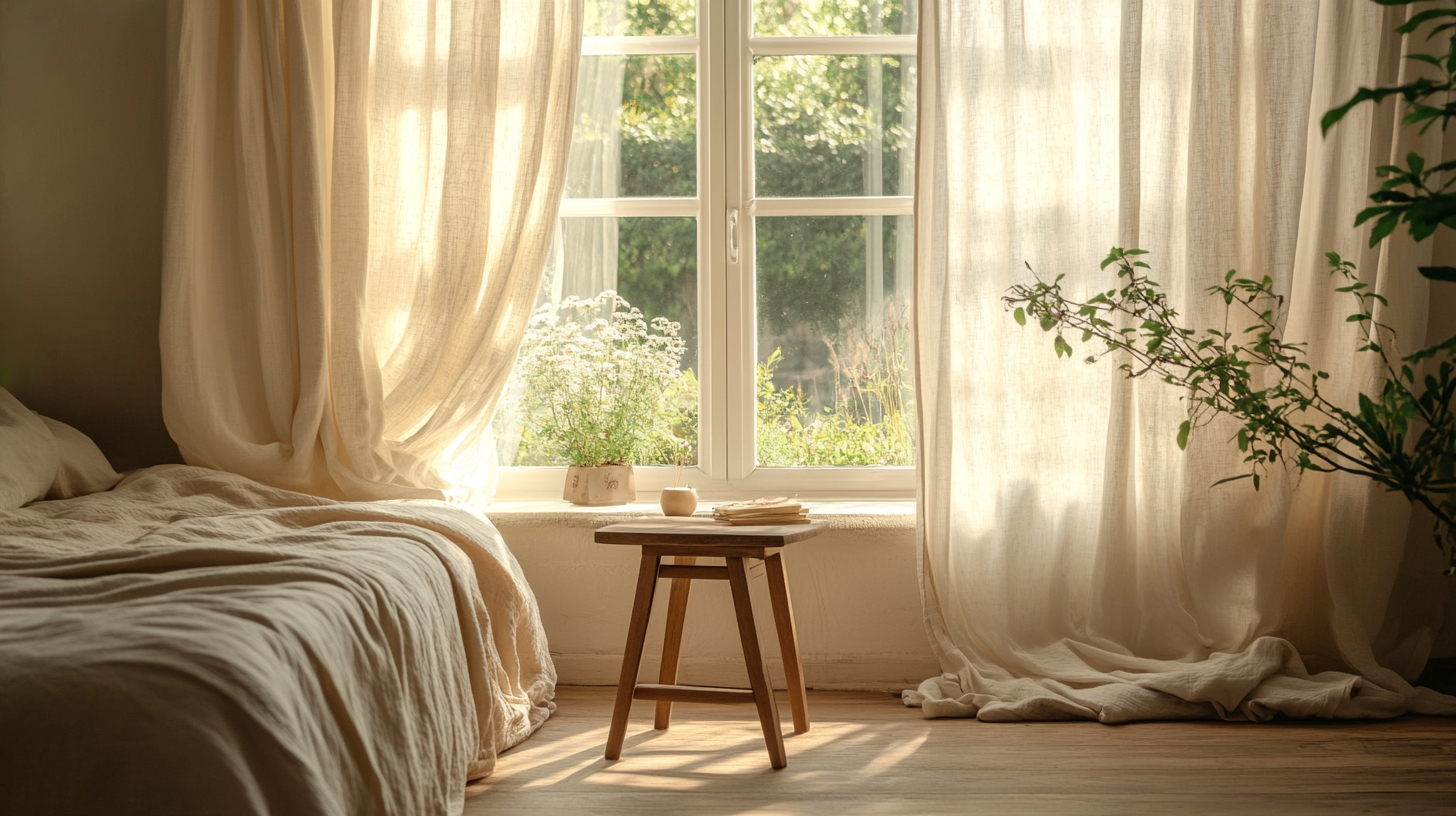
[512,291,687,505]
[1004,0,1456,573]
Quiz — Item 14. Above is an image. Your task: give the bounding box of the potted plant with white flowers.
[512,291,687,505]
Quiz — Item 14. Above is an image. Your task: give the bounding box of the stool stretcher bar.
[633,684,758,704]
[657,564,730,580]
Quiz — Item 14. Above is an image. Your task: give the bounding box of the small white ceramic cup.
[659,486,698,517]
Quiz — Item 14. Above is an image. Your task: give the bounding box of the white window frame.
[498,0,916,501]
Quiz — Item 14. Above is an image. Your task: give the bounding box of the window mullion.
[749,196,914,217]
[748,35,917,56]
[723,0,755,483]
[699,0,725,484]
[558,198,698,218]
[581,35,698,56]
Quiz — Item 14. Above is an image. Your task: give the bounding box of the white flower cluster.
[510,291,687,467]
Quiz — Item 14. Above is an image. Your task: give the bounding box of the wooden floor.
[466,685,1456,815]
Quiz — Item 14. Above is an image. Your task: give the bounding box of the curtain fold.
[910,0,1456,722]
[161,0,581,503]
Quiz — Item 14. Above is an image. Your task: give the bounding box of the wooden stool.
[595,516,824,769]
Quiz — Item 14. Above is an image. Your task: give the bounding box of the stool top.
[594,516,826,549]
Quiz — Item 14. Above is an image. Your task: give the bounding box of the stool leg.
[765,552,809,734]
[605,553,660,760]
[654,555,696,729]
[726,556,787,769]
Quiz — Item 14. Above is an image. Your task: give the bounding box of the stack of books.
[712,497,811,526]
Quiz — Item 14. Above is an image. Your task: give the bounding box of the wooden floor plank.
[467,686,1456,815]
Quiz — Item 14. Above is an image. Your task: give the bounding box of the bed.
[0,390,555,816]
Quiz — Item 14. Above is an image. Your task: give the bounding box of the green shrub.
[756,302,916,467]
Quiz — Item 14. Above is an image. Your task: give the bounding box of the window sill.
[494,466,916,502]
[483,500,916,531]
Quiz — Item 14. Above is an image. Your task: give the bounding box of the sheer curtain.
[550,20,624,304]
[909,0,1456,721]
[161,0,581,503]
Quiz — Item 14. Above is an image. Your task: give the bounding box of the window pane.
[618,217,699,374]
[754,56,916,197]
[566,55,697,199]
[755,215,915,467]
[587,0,695,37]
[754,0,916,36]
[497,217,698,467]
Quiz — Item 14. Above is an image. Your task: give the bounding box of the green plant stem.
[1005,247,1456,572]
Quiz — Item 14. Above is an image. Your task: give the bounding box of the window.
[497,0,917,499]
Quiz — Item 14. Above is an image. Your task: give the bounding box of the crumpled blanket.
[0,465,554,816]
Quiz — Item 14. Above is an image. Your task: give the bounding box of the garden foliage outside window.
[495,0,918,482]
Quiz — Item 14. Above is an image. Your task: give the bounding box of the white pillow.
[0,388,59,510]
[40,416,123,500]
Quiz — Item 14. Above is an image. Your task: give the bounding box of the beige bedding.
[0,465,554,816]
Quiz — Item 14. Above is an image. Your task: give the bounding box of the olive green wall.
[0,0,178,471]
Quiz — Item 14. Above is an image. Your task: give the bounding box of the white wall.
[487,507,940,691]
[0,0,179,471]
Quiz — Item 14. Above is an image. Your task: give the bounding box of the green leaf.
[1354,205,1394,227]
[1395,7,1456,35]
[1040,315,1057,332]
[1418,266,1456,282]
[1211,473,1253,488]
[1411,211,1446,241]
[1369,211,1401,246]
[1323,85,1422,135]
[1177,420,1190,451]
[1014,307,1026,326]
[1370,189,1415,203]
[1403,105,1447,129]
[1408,151,1426,176]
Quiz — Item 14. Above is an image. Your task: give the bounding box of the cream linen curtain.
[162,0,580,502]
[909,0,1456,721]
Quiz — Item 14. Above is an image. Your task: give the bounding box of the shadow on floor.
[1417,657,1456,696]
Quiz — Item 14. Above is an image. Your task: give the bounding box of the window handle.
[727,208,740,264]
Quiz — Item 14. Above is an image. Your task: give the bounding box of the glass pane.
[617,217,699,375]
[586,0,695,37]
[754,55,916,197]
[565,55,697,199]
[756,216,915,467]
[497,217,698,467]
[754,0,916,36]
